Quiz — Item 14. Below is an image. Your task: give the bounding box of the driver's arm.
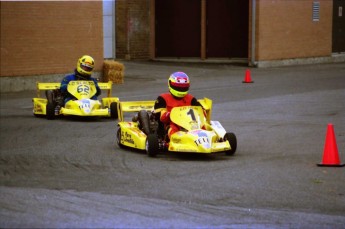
[191,97,202,107]
[60,77,70,93]
[92,78,101,96]
[191,97,207,119]
[154,96,169,124]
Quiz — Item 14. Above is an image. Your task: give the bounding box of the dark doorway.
[332,0,345,53]
[206,0,249,58]
[155,0,201,57]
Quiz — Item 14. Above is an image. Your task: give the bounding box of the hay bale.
[103,60,125,84]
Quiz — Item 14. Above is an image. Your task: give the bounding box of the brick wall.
[115,0,334,62]
[256,0,332,61]
[115,0,150,59]
[0,1,103,77]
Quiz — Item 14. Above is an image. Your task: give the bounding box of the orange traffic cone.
[242,69,253,83]
[317,124,344,167]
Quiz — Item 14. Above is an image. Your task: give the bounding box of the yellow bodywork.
[168,130,231,153]
[117,100,156,150]
[33,81,119,117]
[118,122,148,150]
[168,106,231,153]
[117,98,233,154]
[117,100,156,122]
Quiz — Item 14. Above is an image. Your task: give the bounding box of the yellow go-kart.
[116,98,237,157]
[33,81,119,120]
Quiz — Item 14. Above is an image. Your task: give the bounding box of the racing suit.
[60,70,101,104]
[154,93,202,138]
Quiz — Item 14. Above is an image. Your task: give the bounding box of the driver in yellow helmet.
[60,55,101,104]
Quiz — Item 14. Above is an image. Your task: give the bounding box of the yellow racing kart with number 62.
[33,80,119,120]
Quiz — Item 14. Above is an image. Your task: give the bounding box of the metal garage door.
[332,0,345,53]
[155,0,201,57]
[206,0,249,58]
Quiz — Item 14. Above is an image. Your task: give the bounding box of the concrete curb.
[255,54,345,68]
[0,72,102,93]
[1,54,344,92]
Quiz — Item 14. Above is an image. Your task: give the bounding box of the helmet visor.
[80,63,93,72]
[169,81,189,92]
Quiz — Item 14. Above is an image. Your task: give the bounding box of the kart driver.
[60,55,101,104]
[154,71,203,138]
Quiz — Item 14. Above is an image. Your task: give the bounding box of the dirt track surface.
[1,61,345,228]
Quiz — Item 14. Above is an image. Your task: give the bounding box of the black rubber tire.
[146,134,159,157]
[46,103,55,120]
[45,90,54,104]
[224,132,237,156]
[110,102,118,119]
[138,110,150,135]
[116,127,124,148]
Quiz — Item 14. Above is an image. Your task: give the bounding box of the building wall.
[0,0,338,80]
[0,1,104,77]
[116,0,334,63]
[256,0,332,61]
[115,0,150,59]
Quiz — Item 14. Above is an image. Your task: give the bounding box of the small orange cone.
[317,124,344,167]
[242,69,253,83]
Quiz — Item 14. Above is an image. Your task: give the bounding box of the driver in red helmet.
[154,71,202,138]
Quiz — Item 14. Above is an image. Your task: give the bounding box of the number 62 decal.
[77,85,90,94]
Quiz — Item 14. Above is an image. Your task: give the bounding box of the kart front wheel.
[146,134,159,157]
[46,103,55,120]
[224,132,237,156]
[110,102,118,119]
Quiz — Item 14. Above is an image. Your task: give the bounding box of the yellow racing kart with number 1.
[116,98,237,157]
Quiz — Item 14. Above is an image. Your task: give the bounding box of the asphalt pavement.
[0,61,345,228]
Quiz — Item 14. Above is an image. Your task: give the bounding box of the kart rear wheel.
[224,132,237,156]
[110,102,118,119]
[116,127,124,148]
[146,134,159,157]
[138,110,150,135]
[46,103,55,120]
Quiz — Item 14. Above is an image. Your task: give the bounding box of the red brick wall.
[256,0,332,60]
[115,0,150,59]
[0,1,103,77]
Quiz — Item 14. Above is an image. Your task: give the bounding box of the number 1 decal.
[187,108,196,121]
